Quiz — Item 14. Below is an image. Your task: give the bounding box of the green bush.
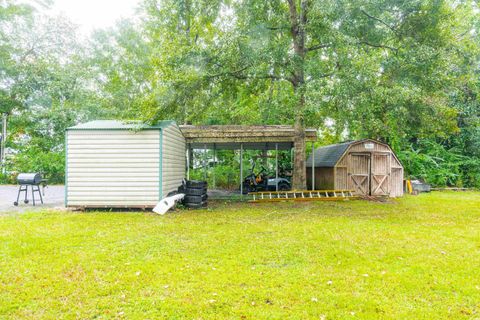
[7,148,65,184]
[0,172,11,184]
[397,140,480,188]
[190,165,240,190]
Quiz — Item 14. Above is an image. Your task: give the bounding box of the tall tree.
[138,0,478,189]
[73,0,478,188]
[0,3,101,182]
[0,0,33,169]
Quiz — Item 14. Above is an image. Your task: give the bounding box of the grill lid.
[17,173,42,185]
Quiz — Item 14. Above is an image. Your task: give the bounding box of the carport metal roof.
[179,125,317,150]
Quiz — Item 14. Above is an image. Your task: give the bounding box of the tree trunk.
[288,0,308,190]
[292,90,306,189]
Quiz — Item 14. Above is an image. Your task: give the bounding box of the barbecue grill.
[14,173,44,206]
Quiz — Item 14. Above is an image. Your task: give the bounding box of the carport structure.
[179,125,318,194]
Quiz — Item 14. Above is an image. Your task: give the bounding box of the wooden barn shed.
[306,139,403,197]
[65,120,185,208]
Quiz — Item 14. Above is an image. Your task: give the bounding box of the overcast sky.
[49,0,141,34]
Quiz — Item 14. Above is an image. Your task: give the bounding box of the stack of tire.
[181,180,208,208]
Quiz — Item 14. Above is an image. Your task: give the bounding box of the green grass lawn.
[0,192,479,319]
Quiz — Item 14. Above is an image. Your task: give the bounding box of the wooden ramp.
[249,190,358,202]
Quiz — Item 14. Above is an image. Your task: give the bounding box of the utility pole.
[0,113,7,174]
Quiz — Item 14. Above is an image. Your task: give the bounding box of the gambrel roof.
[306,139,403,168]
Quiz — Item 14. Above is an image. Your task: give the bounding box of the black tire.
[242,182,255,194]
[184,194,208,204]
[278,182,290,191]
[185,187,207,196]
[177,185,186,193]
[186,180,207,188]
[184,201,207,209]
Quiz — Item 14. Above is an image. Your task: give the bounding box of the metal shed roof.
[306,141,355,167]
[67,120,176,130]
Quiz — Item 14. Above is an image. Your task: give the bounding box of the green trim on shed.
[64,131,68,207]
[159,129,163,200]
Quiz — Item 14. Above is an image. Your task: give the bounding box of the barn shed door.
[348,153,370,196]
[371,152,390,196]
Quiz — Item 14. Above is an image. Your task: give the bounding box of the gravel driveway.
[0,185,65,213]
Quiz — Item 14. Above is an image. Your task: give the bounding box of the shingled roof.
[306,141,355,167]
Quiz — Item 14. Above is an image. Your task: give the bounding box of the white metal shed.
[65,120,185,208]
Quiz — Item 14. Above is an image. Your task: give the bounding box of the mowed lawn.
[0,192,479,319]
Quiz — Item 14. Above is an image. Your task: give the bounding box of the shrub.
[7,148,65,184]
